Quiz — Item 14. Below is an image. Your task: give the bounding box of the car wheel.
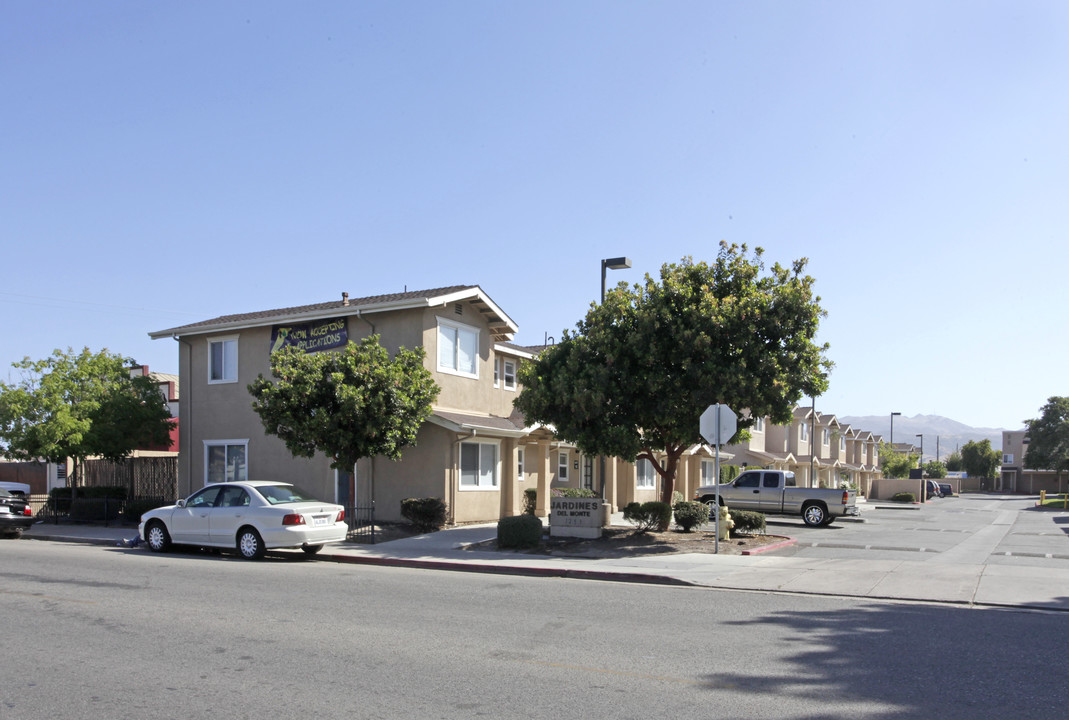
[802,503,827,527]
[237,527,265,560]
[301,544,322,557]
[2,529,22,539]
[145,521,171,552]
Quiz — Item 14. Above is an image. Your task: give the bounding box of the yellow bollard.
[1041,490,1046,505]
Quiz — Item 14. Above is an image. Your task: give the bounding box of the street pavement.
[19,493,1069,612]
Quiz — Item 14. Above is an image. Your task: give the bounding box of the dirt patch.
[470,526,789,558]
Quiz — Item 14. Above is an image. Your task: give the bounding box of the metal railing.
[29,493,170,527]
[345,503,376,544]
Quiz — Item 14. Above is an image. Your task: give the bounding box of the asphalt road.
[3,538,1068,720]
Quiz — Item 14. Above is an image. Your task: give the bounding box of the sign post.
[700,403,737,553]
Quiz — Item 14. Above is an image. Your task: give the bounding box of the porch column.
[535,441,552,517]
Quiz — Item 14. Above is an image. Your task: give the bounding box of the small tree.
[248,336,439,471]
[516,246,831,505]
[960,439,1001,480]
[0,348,174,488]
[924,461,948,479]
[1024,397,1069,495]
[944,451,963,472]
[878,442,917,479]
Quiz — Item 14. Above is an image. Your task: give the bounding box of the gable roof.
[149,285,518,342]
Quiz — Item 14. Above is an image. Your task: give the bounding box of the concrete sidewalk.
[19,510,1069,613]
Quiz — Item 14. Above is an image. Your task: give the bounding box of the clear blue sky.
[3,1,1066,431]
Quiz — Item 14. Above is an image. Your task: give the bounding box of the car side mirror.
[176,499,187,508]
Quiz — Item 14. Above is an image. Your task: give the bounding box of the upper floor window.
[1004,453,1014,464]
[840,436,846,451]
[209,337,238,384]
[494,358,518,390]
[753,417,764,432]
[822,428,830,446]
[636,458,656,489]
[437,318,479,378]
[517,448,525,480]
[799,423,808,442]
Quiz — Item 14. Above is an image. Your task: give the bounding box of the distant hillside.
[837,414,1006,461]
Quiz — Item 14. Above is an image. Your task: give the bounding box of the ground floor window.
[460,441,499,490]
[205,440,248,484]
[701,459,716,484]
[636,458,656,489]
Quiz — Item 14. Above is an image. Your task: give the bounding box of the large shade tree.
[515,245,832,504]
[0,347,174,487]
[960,439,1002,481]
[1024,396,1069,494]
[248,336,439,472]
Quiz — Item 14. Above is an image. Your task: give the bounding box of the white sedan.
[139,481,347,559]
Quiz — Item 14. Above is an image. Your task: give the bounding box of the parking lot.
[766,493,1069,568]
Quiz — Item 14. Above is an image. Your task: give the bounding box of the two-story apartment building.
[152,285,728,524]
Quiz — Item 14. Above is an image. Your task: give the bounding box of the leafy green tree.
[878,442,917,478]
[924,461,948,479]
[944,451,963,472]
[248,336,439,471]
[960,439,1001,480]
[0,348,174,487]
[515,245,831,504]
[1024,396,1069,494]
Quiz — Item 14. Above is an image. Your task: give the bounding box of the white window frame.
[502,359,517,391]
[800,423,808,441]
[557,451,569,482]
[517,448,525,481]
[437,318,479,379]
[636,458,656,489]
[753,417,764,432]
[701,459,716,484]
[822,428,830,446]
[1004,453,1014,464]
[459,440,499,491]
[203,439,249,485]
[208,336,239,384]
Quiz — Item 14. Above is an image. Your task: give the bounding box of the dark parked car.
[925,479,942,499]
[0,488,35,538]
[938,482,954,497]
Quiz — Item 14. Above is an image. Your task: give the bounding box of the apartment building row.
[149,285,885,524]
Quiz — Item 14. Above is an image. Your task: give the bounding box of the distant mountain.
[837,414,1005,461]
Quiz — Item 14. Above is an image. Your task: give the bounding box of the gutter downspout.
[173,334,192,499]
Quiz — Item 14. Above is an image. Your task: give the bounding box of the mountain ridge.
[837,414,1005,459]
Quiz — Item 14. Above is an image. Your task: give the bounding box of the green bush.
[623,501,672,533]
[400,497,448,532]
[498,514,543,549]
[729,508,766,535]
[523,488,537,515]
[891,492,916,503]
[558,487,597,498]
[720,465,741,483]
[672,501,709,532]
[122,498,169,522]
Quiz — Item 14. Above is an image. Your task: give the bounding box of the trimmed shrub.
[672,500,709,532]
[558,487,597,498]
[400,497,448,532]
[498,514,543,549]
[623,501,672,533]
[720,465,741,483]
[891,492,916,503]
[523,488,537,515]
[729,508,766,535]
[122,498,169,522]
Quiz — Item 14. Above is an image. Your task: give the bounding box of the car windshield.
[0,489,12,499]
[255,484,320,505]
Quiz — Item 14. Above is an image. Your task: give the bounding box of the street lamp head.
[602,257,632,270]
[891,412,901,417]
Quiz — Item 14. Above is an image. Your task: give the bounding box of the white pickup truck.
[695,469,859,527]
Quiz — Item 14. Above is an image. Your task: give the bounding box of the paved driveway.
[765,493,1069,567]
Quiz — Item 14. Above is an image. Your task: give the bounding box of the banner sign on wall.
[270,318,348,354]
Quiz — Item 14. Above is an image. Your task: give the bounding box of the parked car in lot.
[926,479,943,499]
[695,469,860,527]
[0,488,35,538]
[139,481,347,559]
[938,482,954,497]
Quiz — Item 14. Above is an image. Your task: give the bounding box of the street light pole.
[598,257,632,500]
[890,412,901,446]
[916,434,924,466]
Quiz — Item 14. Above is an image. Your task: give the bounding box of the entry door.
[582,456,595,491]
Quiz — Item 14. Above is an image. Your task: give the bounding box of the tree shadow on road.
[698,600,1069,719]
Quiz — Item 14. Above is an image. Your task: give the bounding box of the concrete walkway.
[19,495,1069,612]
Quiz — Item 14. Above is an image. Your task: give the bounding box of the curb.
[741,536,796,555]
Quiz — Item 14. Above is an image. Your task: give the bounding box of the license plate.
[312,515,330,527]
